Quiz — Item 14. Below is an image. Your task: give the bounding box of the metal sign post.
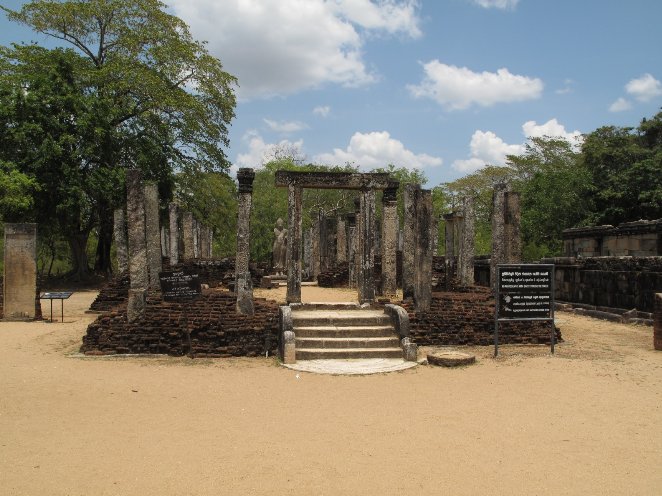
[494,264,555,357]
[39,292,74,322]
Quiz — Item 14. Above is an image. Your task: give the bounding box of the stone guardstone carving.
[272,218,287,275]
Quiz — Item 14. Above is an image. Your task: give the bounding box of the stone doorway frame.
[275,170,397,304]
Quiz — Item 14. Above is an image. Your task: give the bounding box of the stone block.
[3,223,37,320]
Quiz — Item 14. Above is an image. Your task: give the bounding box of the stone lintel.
[275,170,391,190]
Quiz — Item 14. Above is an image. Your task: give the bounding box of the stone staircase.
[285,304,405,361]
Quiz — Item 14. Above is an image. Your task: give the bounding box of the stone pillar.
[358,189,376,304]
[402,184,418,299]
[303,228,312,280]
[193,218,199,259]
[3,223,37,320]
[207,228,213,258]
[491,184,521,289]
[414,189,433,312]
[113,209,128,276]
[457,196,475,287]
[381,181,399,298]
[443,212,457,289]
[199,225,209,259]
[490,183,507,290]
[311,211,321,280]
[161,226,168,258]
[347,213,357,289]
[143,182,162,290]
[319,213,328,272]
[182,211,194,261]
[336,215,347,264]
[168,202,179,266]
[286,184,303,304]
[353,197,361,291]
[654,293,662,351]
[235,168,255,314]
[504,191,522,263]
[126,170,148,323]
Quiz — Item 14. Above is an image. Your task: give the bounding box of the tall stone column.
[182,211,195,260]
[443,212,457,289]
[490,183,508,290]
[336,215,347,263]
[414,189,433,312]
[199,225,209,259]
[143,182,162,290]
[381,181,399,298]
[311,211,321,280]
[286,184,303,304]
[126,170,148,323]
[358,189,376,304]
[457,196,475,287]
[2,223,37,320]
[160,226,168,258]
[353,197,361,291]
[303,228,312,280]
[347,213,357,289]
[319,213,328,272]
[402,184,418,299]
[207,228,213,258]
[504,191,522,263]
[193,218,199,259]
[113,208,128,276]
[168,202,179,266]
[235,168,255,315]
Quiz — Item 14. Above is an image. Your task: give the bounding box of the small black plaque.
[159,271,201,301]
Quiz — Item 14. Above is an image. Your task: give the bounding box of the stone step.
[294,325,396,338]
[292,310,391,327]
[295,336,400,349]
[296,347,403,360]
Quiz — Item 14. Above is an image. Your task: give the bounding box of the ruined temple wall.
[563,220,662,257]
[82,290,279,357]
[404,289,560,346]
[548,256,662,312]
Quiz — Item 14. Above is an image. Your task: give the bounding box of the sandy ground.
[1,288,661,496]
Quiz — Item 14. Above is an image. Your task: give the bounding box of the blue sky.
[2,0,661,186]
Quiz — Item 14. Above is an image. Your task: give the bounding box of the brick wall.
[404,287,560,346]
[82,289,279,357]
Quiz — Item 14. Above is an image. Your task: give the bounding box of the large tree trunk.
[94,202,114,276]
[68,232,91,281]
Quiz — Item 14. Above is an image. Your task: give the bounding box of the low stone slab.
[427,351,476,367]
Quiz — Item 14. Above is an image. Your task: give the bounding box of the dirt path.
[1,290,661,495]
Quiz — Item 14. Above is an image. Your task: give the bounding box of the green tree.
[582,111,662,225]
[1,0,237,278]
[506,137,590,258]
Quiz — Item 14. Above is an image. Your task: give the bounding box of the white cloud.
[471,0,519,9]
[522,118,582,144]
[608,97,632,113]
[235,131,305,168]
[453,130,523,172]
[263,118,308,133]
[408,60,543,110]
[315,131,442,170]
[625,73,662,102]
[453,119,582,172]
[170,0,421,99]
[555,79,574,95]
[313,105,331,117]
[331,0,422,37]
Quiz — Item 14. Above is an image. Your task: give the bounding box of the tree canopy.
[0,0,237,278]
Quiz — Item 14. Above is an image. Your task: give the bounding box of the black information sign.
[39,291,74,322]
[159,271,201,301]
[497,266,552,319]
[495,264,555,357]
